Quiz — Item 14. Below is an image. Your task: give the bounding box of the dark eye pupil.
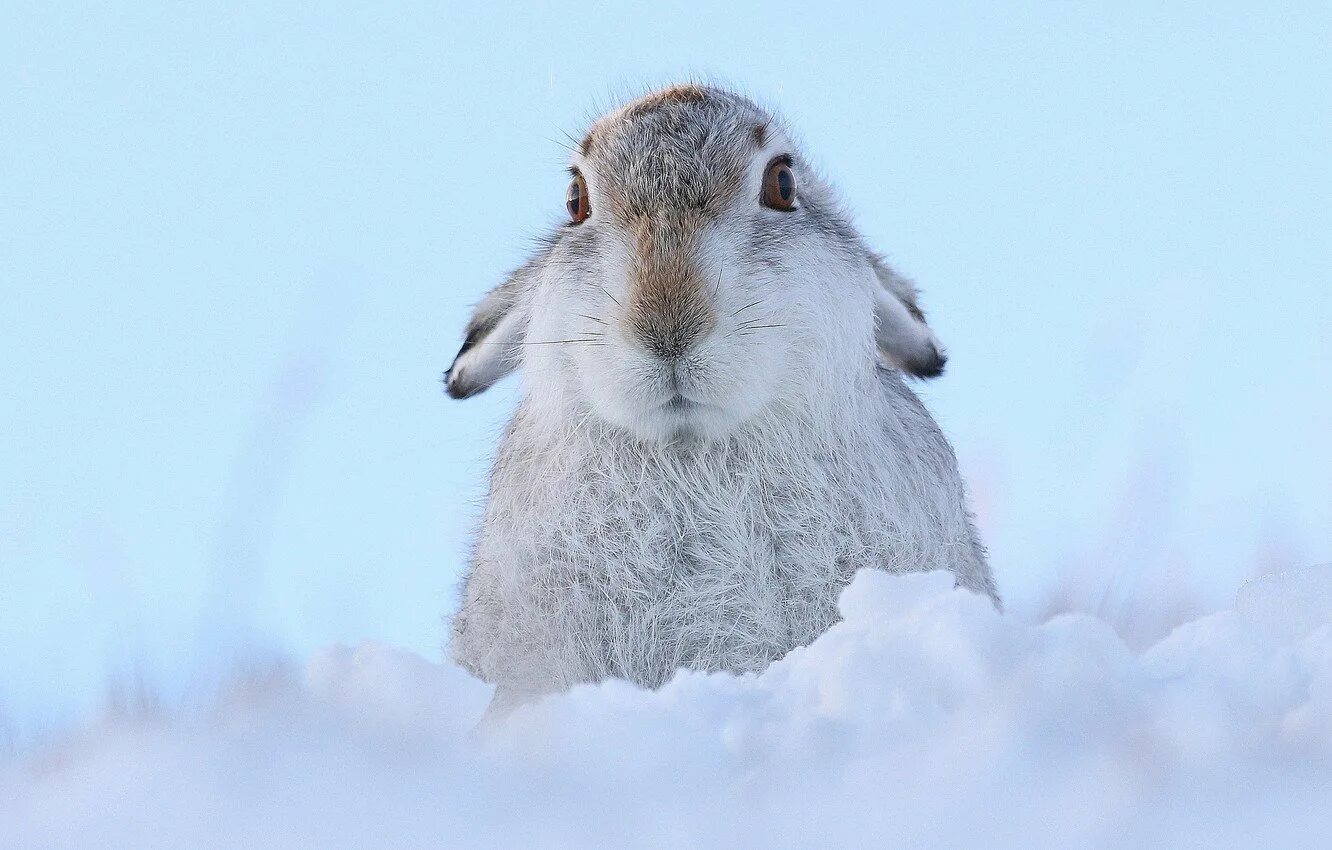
[567,183,580,216]
[777,168,793,201]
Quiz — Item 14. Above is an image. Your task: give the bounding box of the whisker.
[522,338,609,346]
[578,314,608,325]
[730,299,764,318]
[599,286,623,308]
[546,135,577,155]
[559,128,584,152]
[471,338,607,346]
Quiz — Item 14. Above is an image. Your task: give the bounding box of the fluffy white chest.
[451,381,979,694]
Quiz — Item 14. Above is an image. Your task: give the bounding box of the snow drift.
[4,567,1332,848]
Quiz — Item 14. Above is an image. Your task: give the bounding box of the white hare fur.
[445,85,998,714]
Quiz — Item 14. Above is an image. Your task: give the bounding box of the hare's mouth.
[659,390,715,417]
[648,393,718,442]
[626,384,751,444]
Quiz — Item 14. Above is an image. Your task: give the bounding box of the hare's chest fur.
[451,375,987,696]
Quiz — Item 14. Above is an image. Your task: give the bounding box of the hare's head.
[445,85,946,442]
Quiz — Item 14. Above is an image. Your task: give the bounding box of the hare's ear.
[444,260,537,399]
[870,254,947,379]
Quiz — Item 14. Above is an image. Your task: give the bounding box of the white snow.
[4,567,1332,848]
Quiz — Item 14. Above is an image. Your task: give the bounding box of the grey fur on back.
[444,84,998,712]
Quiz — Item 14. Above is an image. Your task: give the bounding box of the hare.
[444,85,999,715]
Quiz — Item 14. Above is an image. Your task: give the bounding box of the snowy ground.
[4,567,1331,849]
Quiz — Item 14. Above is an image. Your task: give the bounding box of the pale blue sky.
[3,1,1329,731]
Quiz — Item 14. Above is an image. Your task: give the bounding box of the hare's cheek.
[709,349,786,421]
[567,347,656,426]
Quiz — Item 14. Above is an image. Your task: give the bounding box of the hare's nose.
[626,236,717,360]
[631,307,710,361]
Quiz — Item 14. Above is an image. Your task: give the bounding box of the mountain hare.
[445,85,999,716]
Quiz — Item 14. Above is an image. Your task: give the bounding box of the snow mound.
[5,568,1332,848]
[1237,562,1332,642]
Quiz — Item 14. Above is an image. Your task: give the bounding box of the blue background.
[3,1,1329,734]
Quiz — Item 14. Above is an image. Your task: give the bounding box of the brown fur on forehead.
[751,122,768,148]
[622,83,713,116]
[583,86,771,220]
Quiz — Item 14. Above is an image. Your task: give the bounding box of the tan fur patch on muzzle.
[626,213,716,360]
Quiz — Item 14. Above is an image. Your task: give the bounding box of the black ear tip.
[445,382,478,400]
[445,376,482,399]
[442,367,478,400]
[907,348,948,379]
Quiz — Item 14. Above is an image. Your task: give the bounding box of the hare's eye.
[566,172,591,224]
[761,158,797,211]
